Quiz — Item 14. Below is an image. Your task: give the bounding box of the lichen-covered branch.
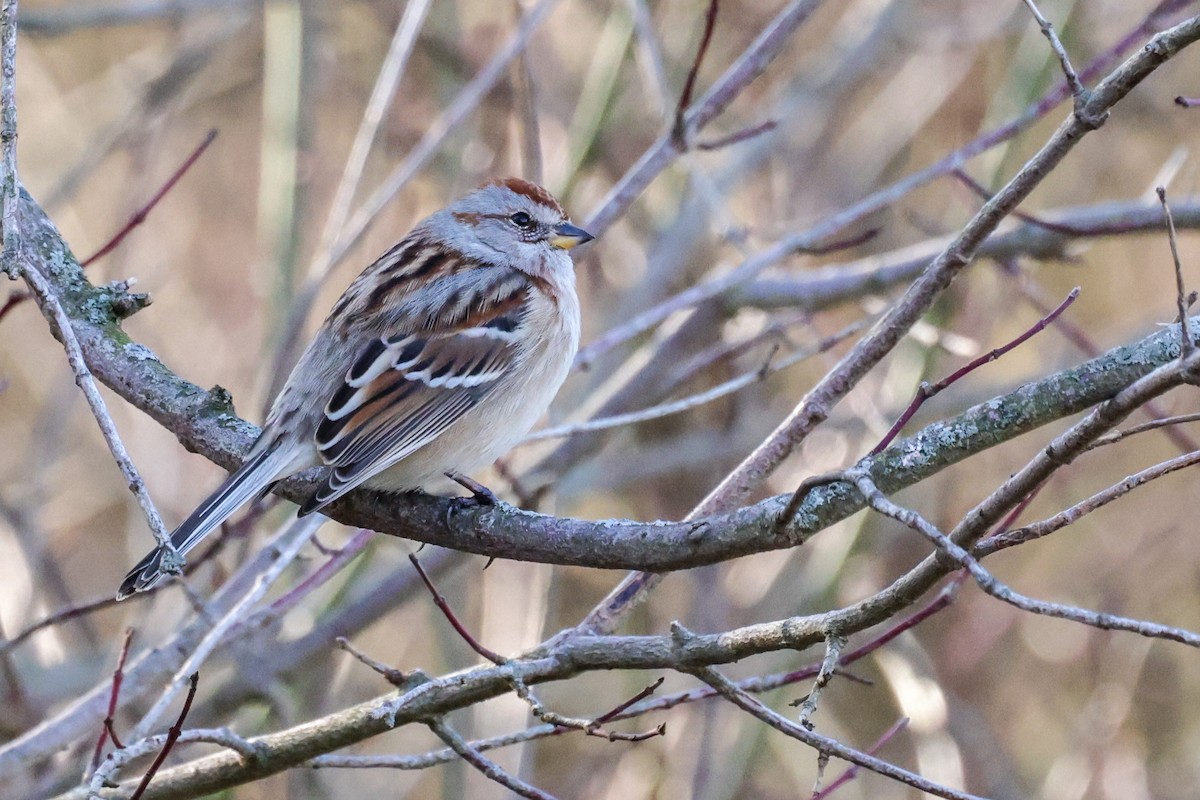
[14,185,1200,573]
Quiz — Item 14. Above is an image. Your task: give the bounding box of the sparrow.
[118,178,592,599]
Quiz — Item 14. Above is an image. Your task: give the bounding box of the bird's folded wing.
[300,278,529,514]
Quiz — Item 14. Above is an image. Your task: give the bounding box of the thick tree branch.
[13,185,1200,573]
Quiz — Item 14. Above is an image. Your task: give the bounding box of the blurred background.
[2,0,1200,798]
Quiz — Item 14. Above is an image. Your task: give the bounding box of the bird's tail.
[116,446,297,600]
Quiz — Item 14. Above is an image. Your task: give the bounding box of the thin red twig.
[696,119,777,151]
[1157,187,1193,356]
[409,553,505,664]
[265,528,373,618]
[0,595,122,657]
[869,287,1080,456]
[951,168,1088,236]
[616,577,964,724]
[672,0,719,143]
[580,677,667,741]
[591,677,665,727]
[1002,259,1200,454]
[91,628,135,770]
[0,290,27,323]
[810,717,911,800]
[800,227,880,256]
[80,129,218,267]
[986,484,1044,539]
[0,129,219,327]
[129,672,199,800]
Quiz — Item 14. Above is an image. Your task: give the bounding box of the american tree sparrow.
[117,178,593,599]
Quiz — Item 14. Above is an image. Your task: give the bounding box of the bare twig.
[128,672,199,800]
[687,658,983,800]
[792,634,845,728]
[810,717,911,800]
[951,167,1088,236]
[0,594,130,657]
[261,527,372,620]
[512,0,543,183]
[1004,259,1199,453]
[2,12,178,568]
[80,128,217,267]
[590,677,665,728]
[1022,0,1090,109]
[1088,411,1200,449]
[525,320,863,442]
[672,0,720,144]
[409,552,506,665]
[574,1,1184,368]
[1157,186,1193,356]
[19,249,181,568]
[335,637,408,687]
[309,0,430,273]
[128,514,324,743]
[582,0,825,238]
[850,470,1200,647]
[89,628,135,774]
[427,717,559,800]
[509,673,666,743]
[0,122,211,316]
[90,723,260,797]
[310,585,958,773]
[868,287,1080,456]
[696,118,777,150]
[979,448,1200,555]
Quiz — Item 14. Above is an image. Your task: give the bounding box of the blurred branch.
[574,12,1200,638]
[126,515,322,743]
[582,0,826,238]
[0,514,325,781]
[309,0,431,274]
[809,717,911,800]
[20,0,255,34]
[523,318,865,442]
[576,1,1197,367]
[734,197,1196,312]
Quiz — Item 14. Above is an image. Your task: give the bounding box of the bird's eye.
[509,211,533,229]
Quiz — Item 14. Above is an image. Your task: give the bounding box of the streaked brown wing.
[299,270,529,515]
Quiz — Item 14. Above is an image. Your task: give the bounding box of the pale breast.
[366,273,580,490]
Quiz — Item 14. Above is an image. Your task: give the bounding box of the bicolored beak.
[549,222,595,250]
